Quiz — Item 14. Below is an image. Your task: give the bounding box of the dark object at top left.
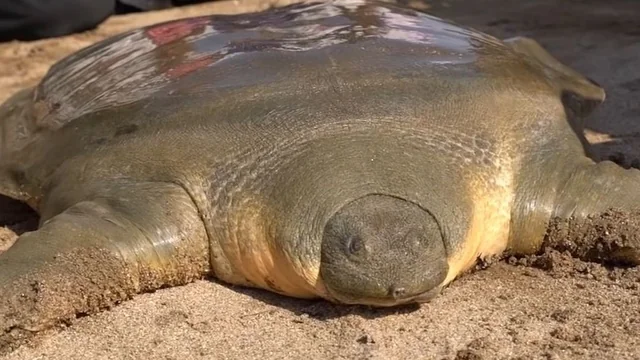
[0,0,211,42]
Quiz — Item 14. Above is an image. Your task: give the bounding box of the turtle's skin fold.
[0,0,638,351]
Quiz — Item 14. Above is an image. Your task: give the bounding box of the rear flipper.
[504,37,605,158]
[0,182,209,354]
[504,36,606,108]
[547,160,640,265]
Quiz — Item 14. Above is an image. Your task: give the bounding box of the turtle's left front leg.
[541,160,640,265]
[0,182,209,354]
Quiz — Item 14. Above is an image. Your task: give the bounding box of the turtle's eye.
[347,235,363,255]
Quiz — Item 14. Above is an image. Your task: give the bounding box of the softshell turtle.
[0,0,638,350]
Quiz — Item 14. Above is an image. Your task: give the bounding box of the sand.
[1,0,640,358]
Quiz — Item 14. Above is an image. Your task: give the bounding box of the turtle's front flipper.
[0,182,209,354]
[546,160,640,265]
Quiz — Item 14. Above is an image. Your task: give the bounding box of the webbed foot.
[545,208,640,266]
[542,161,640,266]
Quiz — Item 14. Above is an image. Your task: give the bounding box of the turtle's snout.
[319,194,448,306]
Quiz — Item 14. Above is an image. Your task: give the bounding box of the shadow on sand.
[208,276,423,321]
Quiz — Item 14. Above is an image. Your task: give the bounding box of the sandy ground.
[1,0,640,358]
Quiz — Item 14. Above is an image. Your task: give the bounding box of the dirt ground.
[2,0,640,358]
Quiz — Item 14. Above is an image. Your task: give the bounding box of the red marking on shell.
[146,19,210,46]
[167,56,215,79]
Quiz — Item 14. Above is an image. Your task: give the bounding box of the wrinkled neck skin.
[206,123,472,303]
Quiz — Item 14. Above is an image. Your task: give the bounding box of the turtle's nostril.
[389,286,406,299]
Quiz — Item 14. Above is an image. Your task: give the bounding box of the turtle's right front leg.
[0,182,209,354]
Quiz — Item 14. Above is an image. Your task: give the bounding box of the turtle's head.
[319,194,448,306]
